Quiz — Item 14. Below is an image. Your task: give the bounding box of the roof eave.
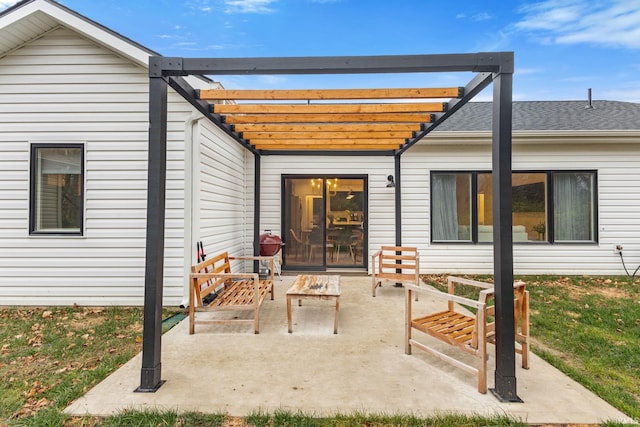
[424,129,640,145]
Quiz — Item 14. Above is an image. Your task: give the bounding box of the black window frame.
[29,143,85,236]
[430,170,598,244]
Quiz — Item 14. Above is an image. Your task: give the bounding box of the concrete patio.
[65,275,634,425]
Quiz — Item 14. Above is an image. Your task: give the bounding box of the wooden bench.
[371,246,420,297]
[189,252,274,334]
[405,276,530,393]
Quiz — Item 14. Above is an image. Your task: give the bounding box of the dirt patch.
[564,283,630,299]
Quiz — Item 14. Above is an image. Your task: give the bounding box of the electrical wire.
[618,252,640,278]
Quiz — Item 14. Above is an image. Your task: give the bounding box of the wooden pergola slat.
[200,87,462,100]
[241,131,414,139]
[249,138,403,145]
[224,113,434,124]
[214,102,446,114]
[232,123,421,132]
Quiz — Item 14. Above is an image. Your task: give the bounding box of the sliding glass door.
[282,175,366,270]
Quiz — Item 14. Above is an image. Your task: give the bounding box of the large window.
[30,144,84,235]
[431,171,597,244]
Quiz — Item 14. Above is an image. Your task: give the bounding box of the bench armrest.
[405,283,485,310]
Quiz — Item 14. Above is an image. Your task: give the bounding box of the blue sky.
[3,0,640,102]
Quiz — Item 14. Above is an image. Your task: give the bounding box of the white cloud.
[224,0,276,14]
[472,12,492,22]
[455,11,493,21]
[515,0,640,49]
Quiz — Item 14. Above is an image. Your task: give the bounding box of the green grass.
[525,275,640,419]
[1,275,640,426]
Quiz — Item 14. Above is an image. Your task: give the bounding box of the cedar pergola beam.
[224,113,433,124]
[214,102,446,114]
[200,87,461,100]
[233,123,421,132]
[242,131,414,139]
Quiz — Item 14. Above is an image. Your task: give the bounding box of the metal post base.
[134,380,166,393]
[490,387,523,403]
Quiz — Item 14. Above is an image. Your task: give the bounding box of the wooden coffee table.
[286,274,341,334]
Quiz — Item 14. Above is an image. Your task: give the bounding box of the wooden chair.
[405,276,530,393]
[371,246,420,297]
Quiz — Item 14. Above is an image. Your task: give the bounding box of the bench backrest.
[373,246,419,283]
[455,279,528,349]
[191,251,232,304]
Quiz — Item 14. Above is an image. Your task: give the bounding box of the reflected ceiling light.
[386,175,396,188]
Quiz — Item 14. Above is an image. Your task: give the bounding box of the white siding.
[404,138,640,275]
[191,120,252,276]
[0,27,195,305]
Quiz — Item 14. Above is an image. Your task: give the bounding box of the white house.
[1,0,639,307]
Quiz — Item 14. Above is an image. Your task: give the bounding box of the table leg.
[287,295,293,333]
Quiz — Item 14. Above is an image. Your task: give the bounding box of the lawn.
[0,275,638,426]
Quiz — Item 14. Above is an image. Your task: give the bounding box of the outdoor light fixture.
[386,175,395,188]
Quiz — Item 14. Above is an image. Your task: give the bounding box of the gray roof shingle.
[436,100,640,132]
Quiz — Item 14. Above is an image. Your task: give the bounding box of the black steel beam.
[259,150,396,156]
[490,71,520,402]
[166,77,258,156]
[158,52,513,76]
[137,74,168,393]
[398,71,494,155]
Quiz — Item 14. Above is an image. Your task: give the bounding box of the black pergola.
[139,52,519,401]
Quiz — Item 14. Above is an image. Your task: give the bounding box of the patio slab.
[65,275,635,424]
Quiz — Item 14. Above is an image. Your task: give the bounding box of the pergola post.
[137,73,168,392]
[394,154,402,247]
[490,70,520,402]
